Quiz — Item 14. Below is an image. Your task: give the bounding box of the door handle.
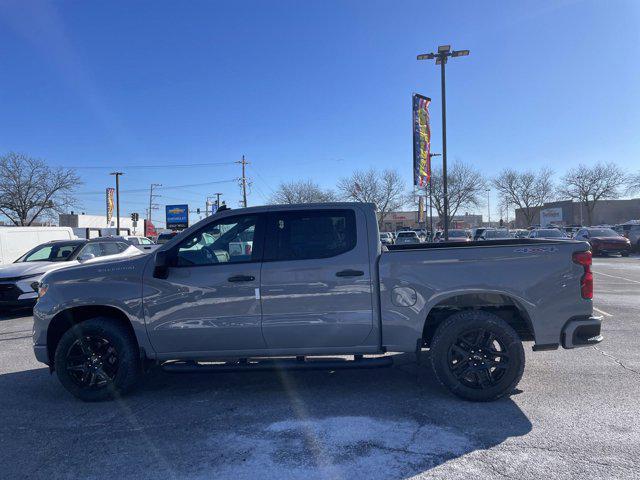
[227,275,255,282]
[335,269,364,277]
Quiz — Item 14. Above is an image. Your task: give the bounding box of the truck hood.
[40,251,150,285]
[0,261,73,280]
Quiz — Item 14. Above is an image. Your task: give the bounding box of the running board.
[161,355,393,373]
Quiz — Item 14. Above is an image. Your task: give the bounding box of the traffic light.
[131,212,139,222]
[197,208,201,214]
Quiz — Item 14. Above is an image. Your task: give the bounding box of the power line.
[76,179,236,196]
[60,161,237,170]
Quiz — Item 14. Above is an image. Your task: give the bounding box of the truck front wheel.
[429,310,525,402]
[54,317,141,401]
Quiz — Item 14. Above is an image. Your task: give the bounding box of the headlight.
[37,283,48,299]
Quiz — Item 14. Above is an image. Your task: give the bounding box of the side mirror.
[153,249,176,279]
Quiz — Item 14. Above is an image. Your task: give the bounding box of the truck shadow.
[1,354,532,479]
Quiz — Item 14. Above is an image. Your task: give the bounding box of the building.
[59,213,142,236]
[514,198,640,228]
[380,211,483,232]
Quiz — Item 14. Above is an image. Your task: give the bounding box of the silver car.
[0,238,141,310]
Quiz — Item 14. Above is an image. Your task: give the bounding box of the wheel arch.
[421,291,535,348]
[47,305,140,368]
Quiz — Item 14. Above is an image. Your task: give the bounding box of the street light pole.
[428,152,441,240]
[110,172,124,234]
[439,57,449,241]
[417,45,470,241]
[486,188,491,226]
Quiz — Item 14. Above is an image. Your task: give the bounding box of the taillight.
[573,250,593,299]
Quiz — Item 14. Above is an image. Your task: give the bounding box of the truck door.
[143,213,266,354]
[260,208,374,349]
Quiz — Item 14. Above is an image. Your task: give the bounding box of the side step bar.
[161,355,393,373]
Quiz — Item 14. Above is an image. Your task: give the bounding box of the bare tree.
[337,168,406,228]
[0,152,81,226]
[626,172,640,195]
[493,168,554,227]
[561,162,624,226]
[430,161,486,220]
[269,179,336,204]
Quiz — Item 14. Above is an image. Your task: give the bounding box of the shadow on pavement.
[0,309,33,321]
[0,352,532,479]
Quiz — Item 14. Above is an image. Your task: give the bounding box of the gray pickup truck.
[32,203,602,402]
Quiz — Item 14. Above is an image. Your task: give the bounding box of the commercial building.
[59,213,142,237]
[514,198,640,228]
[380,211,483,231]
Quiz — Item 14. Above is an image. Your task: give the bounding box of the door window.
[177,215,260,266]
[266,209,357,261]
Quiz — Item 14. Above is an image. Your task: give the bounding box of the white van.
[0,227,76,265]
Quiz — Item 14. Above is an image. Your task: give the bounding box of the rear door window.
[265,209,357,261]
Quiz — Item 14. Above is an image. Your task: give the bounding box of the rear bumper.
[561,316,603,349]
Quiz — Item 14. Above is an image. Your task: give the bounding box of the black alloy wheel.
[447,328,509,390]
[65,335,119,389]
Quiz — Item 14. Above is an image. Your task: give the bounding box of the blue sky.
[1,0,638,225]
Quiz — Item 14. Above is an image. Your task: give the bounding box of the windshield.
[448,230,467,238]
[17,242,82,263]
[397,232,417,238]
[588,228,619,237]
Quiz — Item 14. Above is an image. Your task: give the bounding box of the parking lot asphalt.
[1,256,639,479]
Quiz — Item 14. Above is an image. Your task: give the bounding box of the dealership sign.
[166,204,189,230]
[540,207,562,226]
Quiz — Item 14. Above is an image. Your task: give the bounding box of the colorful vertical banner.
[412,94,431,188]
[106,187,115,224]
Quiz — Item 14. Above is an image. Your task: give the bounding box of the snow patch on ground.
[204,416,474,480]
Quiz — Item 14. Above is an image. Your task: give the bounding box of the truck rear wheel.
[54,317,141,402]
[429,310,525,402]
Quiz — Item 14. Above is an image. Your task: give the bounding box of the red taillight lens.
[573,251,593,299]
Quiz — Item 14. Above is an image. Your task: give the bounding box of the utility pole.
[236,155,249,208]
[417,45,470,241]
[110,172,124,234]
[148,183,162,225]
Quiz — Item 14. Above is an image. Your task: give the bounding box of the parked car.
[156,231,179,244]
[0,238,142,310]
[615,222,640,251]
[414,229,428,242]
[437,229,470,243]
[471,227,486,241]
[510,229,529,239]
[0,226,76,266]
[33,202,601,403]
[528,228,568,239]
[395,230,421,244]
[379,232,394,245]
[113,235,159,252]
[573,227,631,256]
[477,229,511,241]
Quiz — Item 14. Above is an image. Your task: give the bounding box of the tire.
[622,252,630,257]
[54,317,141,401]
[429,310,525,402]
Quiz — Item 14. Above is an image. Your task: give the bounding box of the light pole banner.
[412,94,431,188]
[106,188,115,224]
